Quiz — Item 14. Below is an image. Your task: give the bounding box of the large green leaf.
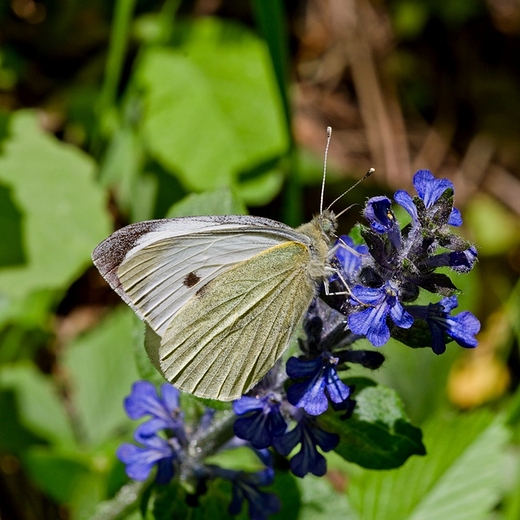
[166,187,247,217]
[319,380,426,469]
[0,110,111,300]
[62,308,141,447]
[136,18,288,202]
[296,473,354,520]
[347,410,510,520]
[0,362,75,447]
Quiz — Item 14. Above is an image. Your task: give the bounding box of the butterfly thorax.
[295,209,337,281]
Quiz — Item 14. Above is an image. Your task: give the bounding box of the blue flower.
[334,235,368,282]
[394,169,462,227]
[364,196,401,248]
[227,468,280,520]
[422,246,478,273]
[123,381,186,442]
[408,296,480,354]
[286,355,351,416]
[117,431,177,484]
[233,395,287,449]
[272,416,339,477]
[348,282,414,346]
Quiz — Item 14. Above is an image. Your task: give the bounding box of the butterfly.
[92,129,370,401]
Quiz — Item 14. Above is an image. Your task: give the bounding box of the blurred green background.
[0,0,519,519]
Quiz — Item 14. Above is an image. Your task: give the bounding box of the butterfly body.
[93,210,338,401]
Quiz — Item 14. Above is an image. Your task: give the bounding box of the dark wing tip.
[92,220,160,289]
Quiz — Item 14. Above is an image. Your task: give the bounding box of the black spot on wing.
[184,271,201,287]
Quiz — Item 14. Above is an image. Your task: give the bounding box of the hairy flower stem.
[188,410,237,460]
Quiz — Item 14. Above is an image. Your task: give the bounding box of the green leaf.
[236,168,285,207]
[62,308,141,446]
[22,447,92,503]
[66,465,109,520]
[347,410,510,520]
[251,0,291,129]
[318,383,426,469]
[136,18,288,197]
[153,479,236,520]
[0,388,47,453]
[296,473,354,520]
[0,110,111,300]
[351,338,459,424]
[99,126,146,219]
[0,181,25,267]
[166,187,247,217]
[0,362,75,446]
[271,470,300,520]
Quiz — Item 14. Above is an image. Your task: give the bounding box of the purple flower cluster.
[117,381,184,484]
[341,169,480,351]
[117,381,279,519]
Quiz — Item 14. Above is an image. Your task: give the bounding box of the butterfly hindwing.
[158,241,318,400]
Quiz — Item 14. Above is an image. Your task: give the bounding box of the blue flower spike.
[210,451,280,520]
[423,246,478,273]
[113,167,481,518]
[286,354,351,415]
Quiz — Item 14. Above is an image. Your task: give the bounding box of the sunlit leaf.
[0,111,111,301]
[319,380,426,469]
[136,18,288,200]
[166,187,247,217]
[347,410,510,519]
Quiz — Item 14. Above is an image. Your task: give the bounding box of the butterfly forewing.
[92,216,310,337]
[158,241,317,400]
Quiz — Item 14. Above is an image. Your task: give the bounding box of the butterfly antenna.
[320,126,333,215]
[327,167,375,211]
[335,202,361,220]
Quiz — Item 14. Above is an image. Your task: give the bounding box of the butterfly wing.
[92,216,309,337]
[158,241,318,400]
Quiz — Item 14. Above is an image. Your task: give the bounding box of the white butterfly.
[92,129,369,401]
[92,211,337,401]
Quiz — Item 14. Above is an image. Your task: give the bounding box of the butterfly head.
[316,209,338,243]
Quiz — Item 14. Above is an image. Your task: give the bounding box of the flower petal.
[448,207,463,226]
[394,189,418,221]
[413,169,454,207]
[388,301,414,329]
